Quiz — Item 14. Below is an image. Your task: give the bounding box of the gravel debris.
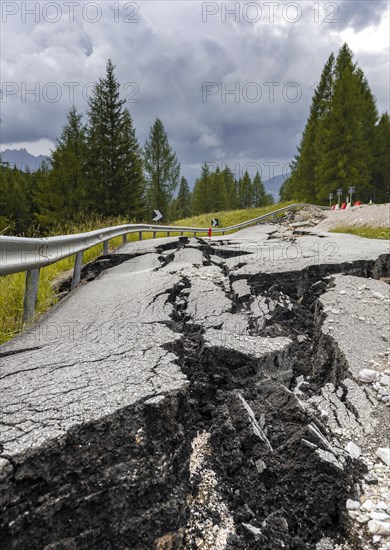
[313,204,390,231]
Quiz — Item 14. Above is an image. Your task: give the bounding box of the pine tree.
[221,167,237,209]
[169,198,179,221]
[207,168,228,212]
[316,44,375,202]
[176,176,192,218]
[239,171,253,208]
[119,109,145,221]
[192,164,210,215]
[143,118,180,221]
[234,178,241,208]
[252,171,266,206]
[86,60,145,219]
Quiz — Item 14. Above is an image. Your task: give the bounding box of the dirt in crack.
[163,254,390,550]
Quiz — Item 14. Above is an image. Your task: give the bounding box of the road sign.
[153,210,163,222]
[211,218,219,227]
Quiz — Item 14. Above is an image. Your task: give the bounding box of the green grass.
[173,202,295,232]
[0,203,294,344]
[331,226,390,240]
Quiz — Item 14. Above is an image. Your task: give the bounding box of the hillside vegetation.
[173,202,294,230]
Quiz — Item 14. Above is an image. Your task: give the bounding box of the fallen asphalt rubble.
[0,211,389,550]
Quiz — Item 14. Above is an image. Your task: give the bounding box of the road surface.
[1,220,389,549]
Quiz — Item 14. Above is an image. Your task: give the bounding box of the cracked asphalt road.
[0,221,389,549]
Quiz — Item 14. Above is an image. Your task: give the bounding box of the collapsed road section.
[0,222,389,550]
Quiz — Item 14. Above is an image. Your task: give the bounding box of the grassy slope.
[0,203,294,344]
[173,202,294,230]
[331,226,390,240]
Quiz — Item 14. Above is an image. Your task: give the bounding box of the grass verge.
[331,226,390,240]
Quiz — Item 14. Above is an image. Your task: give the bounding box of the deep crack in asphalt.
[163,244,390,550]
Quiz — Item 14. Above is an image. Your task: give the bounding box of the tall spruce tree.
[208,168,228,212]
[316,44,375,202]
[239,171,253,208]
[143,118,180,220]
[176,176,192,218]
[222,167,237,209]
[252,171,266,206]
[86,60,145,219]
[192,164,210,215]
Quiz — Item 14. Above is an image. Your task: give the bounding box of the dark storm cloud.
[336,0,388,31]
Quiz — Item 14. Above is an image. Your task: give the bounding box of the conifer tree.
[234,178,241,208]
[222,167,237,209]
[316,44,375,202]
[176,176,192,218]
[86,60,145,219]
[192,164,210,215]
[208,168,228,212]
[252,171,266,206]
[239,171,253,208]
[143,118,180,220]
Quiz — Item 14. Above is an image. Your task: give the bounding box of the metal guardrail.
[0,203,323,323]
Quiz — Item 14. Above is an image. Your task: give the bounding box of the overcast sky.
[1,0,389,185]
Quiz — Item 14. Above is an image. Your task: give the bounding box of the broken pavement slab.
[0,256,191,549]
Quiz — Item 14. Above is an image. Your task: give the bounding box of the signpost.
[153,210,163,222]
[348,186,355,205]
[328,193,333,208]
[336,189,343,208]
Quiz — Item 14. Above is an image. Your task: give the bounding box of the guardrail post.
[103,240,109,255]
[71,251,83,290]
[122,234,128,245]
[23,268,40,325]
[153,231,156,239]
[167,232,170,237]
[180,232,184,236]
[193,232,197,237]
[139,231,143,241]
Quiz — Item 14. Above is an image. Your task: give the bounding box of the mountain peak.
[0,148,49,172]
